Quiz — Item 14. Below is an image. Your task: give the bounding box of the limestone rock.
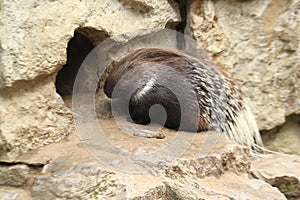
[189,0,300,130]
[251,153,300,199]
[0,187,31,200]
[165,145,285,200]
[0,76,72,161]
[262,114,300,155]
[0,0,179,88]
[95,97,113,119]
[166,145,251,180]
[0,0,299,199]
[165,173,286,200]
[32,163,126,199]
[0,0,179,160]
[32,161,286,200]
[119,0,175,13]
[0,164,29,187]
[14,121,285,199]
[0,124,289,199]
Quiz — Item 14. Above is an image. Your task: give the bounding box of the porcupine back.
[183,50,263,151]
[104,48,264,151]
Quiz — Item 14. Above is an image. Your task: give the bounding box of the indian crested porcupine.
[104,48,263,150]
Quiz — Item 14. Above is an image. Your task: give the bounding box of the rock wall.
[0,0,179,160]
[189,0,300,130]
[0,75,72,160]
[1,0,299,159]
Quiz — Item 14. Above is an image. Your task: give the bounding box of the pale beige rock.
[165,173,286,200]
[262,114,300,155]
[251,153,300,199]
[0,187,31,200]
[0,0,179,88]
[13,120,286,199]
[165,145,286,200]
[0,164,29,187]
[189,0,300,130]
[0,0,179,160]
[0,76,73,161]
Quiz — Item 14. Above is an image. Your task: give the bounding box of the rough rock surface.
[0,0,178,88]
[0,187,31,200]
[8,121,286,199]
[0,164,29,187]
[251,153,300,199]
[164,172,285,200]
[189,0,300,130]
[0,76,72,160]
[0,0,179,160]
[262,114,300,155]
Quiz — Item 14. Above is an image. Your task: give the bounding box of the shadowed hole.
[55,27,110,108]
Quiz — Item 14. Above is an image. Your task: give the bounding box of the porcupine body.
[104,48,263,150]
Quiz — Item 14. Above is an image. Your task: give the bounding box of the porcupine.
[104,48,263,151]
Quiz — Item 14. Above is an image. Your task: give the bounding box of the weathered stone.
[0,187,31,200]
[166,145,251,180]
[164,143,285,199]
[120,0,173,13]
[189,0,300,130]
[32,163,125,199]
[251,153,300,199]
[0,0,179,88]
[0,0,179,160]
[262,114,300,155]
[95,97,112,119]
[165,173,286,200]
[0,164,29,187]
[13,120,285,199]
[0,76,73,160]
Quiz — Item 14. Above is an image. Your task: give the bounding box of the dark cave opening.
[55,27,110,100]
[55,30,94,98]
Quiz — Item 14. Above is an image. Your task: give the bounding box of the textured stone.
[189,0,300,130]
[165,173,286,200]
[0,187,31,200]
[166,145,251,180]
[95,97,113,119]
[18,120,285,199]
[32,161,286,200]
[0,164,29,187]
[0,0,178,88]
[164,144,285,199]
[0,125,288,200]
[0,0,179,160]
[262,114,300,155]
[251,153,300,199]
[0,76,72,160]
[32,163,126,199]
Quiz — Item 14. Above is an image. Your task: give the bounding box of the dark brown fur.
[104,48,245,133]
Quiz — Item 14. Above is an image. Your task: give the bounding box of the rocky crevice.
[55,26,111,98]
[261,114,300,155]
[0,161,44,191]
[174,0,188,49]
